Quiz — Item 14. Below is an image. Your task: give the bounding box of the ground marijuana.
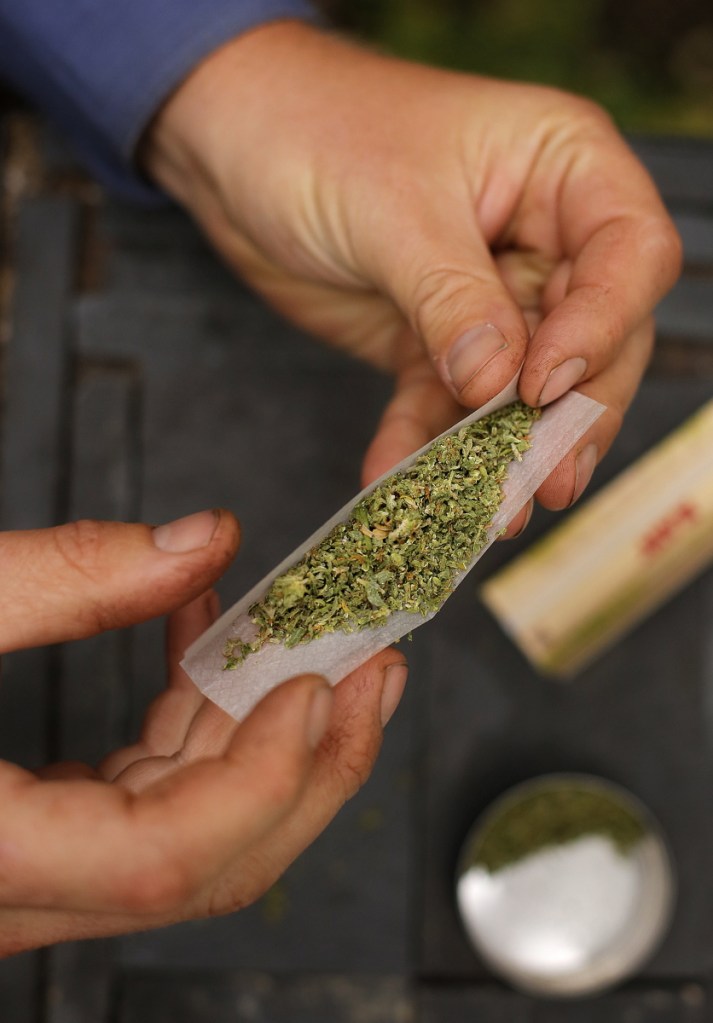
[468,786,647,874]
[224,401,540,668]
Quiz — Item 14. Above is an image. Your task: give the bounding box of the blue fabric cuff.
[0,0,317,203]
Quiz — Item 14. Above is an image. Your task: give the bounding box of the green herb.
[225,401,539,668]
[468,786,647,874]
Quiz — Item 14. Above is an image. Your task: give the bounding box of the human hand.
[0,512,407,954]
[144,21,681,532]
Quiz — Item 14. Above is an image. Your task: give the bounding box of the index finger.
[519,125,682,406]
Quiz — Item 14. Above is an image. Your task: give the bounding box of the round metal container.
[455,774,675,997]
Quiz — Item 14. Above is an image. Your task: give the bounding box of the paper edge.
[182,384,605,717]
[183,377,522,664]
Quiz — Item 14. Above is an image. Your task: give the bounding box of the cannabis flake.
[225,401,540,668]
[468,787,647,874]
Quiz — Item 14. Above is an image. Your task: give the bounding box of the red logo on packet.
[640,502,698,558]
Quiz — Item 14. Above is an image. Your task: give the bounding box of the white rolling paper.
[182,381,604,719]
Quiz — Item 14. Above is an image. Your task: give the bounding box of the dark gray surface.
[46,940,114,1023]
[67,281,414,972]
[673,213,713,267]
[0,953,41,1023]
[119,972,413,1023]
[0,197,80,1023]
[655,278,713,343]
[45,370,137,1022]
[631,137,713,209]
[58,366,137,765]
[0,196,80,769]
[418,983,709,1022]
[0,134,711,1021]
[1,196,79,532]
[418,380,713,981]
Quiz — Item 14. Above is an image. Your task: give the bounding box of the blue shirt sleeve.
[0,0,317,203]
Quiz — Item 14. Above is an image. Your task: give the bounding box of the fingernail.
[153,509,220,552]
[570,443,598,505]
[380,662,408,727]
[446,325,508,396]
[306,685,334,750]
[509,498,534,539]
[538,357,587,407]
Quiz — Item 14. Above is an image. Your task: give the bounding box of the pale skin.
[143,20,682,535]
[1,18,681,953]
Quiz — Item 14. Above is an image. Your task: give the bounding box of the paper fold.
[183,382,604,719]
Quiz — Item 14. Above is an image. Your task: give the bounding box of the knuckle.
[205,874,253,919]
[52,520,107,580]
[337,749,378,799]
[540,97,617,169]
[118,856,195,916]
[325,727,381,801]
[571,96,613,130]
[544,89,614,138]
[566,283,624,353]
[411,266,487,345]
[551,89,615,133]
[642,216,684,288]
[50,521,123,631]
[258,764,303,812]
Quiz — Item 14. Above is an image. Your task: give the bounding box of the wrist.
[140,20,321,210]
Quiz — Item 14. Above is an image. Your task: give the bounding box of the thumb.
[0,509,239,653]
[383,217,528,408]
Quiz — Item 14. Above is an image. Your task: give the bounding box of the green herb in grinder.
[468,786,647,875]
[225,401,540,668]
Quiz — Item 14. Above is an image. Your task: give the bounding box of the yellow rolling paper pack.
[481,397,713,677]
